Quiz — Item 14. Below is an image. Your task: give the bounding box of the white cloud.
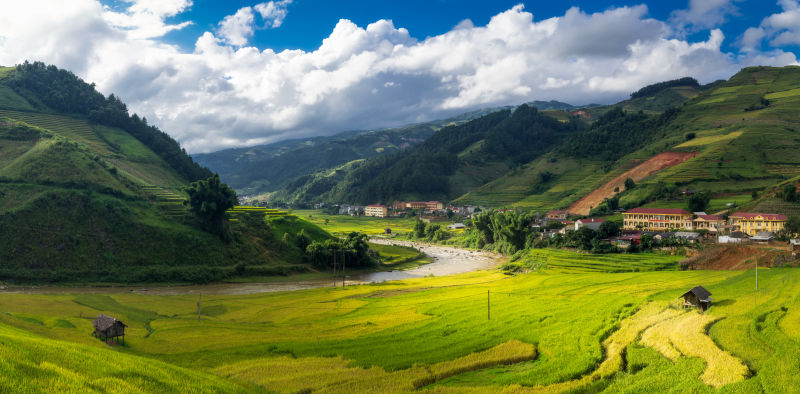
[670,0,739,33]
[0,2,798,153]
[255,0,293,28]
[738,0,800,49]
[217,7,256,47]
[103,0,193,39]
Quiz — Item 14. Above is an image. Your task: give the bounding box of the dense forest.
[278,105,585,204]
[630,77,699,99]
[9,61,211,181]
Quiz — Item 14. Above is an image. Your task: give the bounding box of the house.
[791,239,800,255]
[728,212,787,236]
[693,214,724,233]
[615,233,642,248]
[558,220,575,234]
[570,109,591,119]
[575,218,606,231]
[622,208,693,232]
[674,231,701,243]
[338,204,355,215]
[680,286,712,311]
[406,201,444,211]
[654,232,675,242]
[93,314,127,344]
[546,210,569,220]
[365,204,388,217]
[447,223,466,230]
[750,231,775,242]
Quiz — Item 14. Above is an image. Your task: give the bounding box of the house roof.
[751,231,775,240]
[674,231,700,239]
[730,212,788,220]
[547,210,569,214]
[694,214,722,221]
[680,286,711,301]
[366,204,386,208]
[93,314,126,330]
[790,239,800,245]
[624,208,691,215]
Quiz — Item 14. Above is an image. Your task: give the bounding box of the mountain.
[460,67,800,215]
[275,67,800,217]
[0,62,322,283]
[192,106,509,197]
[270,104,586,205]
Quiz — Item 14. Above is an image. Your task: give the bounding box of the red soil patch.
[682,244,794,270]
[568,151,699,215]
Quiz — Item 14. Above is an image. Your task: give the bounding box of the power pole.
[332,249,337,288]
[197,293,202,321]
[342,249,346,289]
[756,259,758,291]
[487,290,490,320]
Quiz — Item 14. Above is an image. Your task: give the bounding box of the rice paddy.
[2,264,800,392]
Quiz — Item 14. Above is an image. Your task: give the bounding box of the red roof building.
[622,208,692,232]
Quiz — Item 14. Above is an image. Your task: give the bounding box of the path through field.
[568,151,699,215]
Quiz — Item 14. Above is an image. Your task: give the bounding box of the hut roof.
[679,286,711,301]
[93,314,126,330]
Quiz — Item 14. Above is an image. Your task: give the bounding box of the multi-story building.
[692,214,724,233]
[407,201,443,211]
[622,208,693,231]
[728,212,787,236]
[364,204,388,217]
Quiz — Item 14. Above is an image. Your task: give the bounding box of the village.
[317,199,800,254]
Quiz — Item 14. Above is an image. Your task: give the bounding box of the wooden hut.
[679,286,712,311]
[92,314,127,344]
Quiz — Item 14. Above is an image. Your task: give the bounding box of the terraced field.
[2,266,800,392]
[0,109,114,155]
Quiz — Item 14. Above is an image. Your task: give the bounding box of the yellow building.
[729,212,787,236]
[365,204,388,217]
[622,208,692,232]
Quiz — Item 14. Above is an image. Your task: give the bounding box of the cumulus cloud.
[738,0,800,50]
[0,1,798,153]
[104,0,194,39]
[255,0,293,28]
[670,0,739,33]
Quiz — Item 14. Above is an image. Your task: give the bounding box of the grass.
[508,248,683,273]
[295,209,423,236]
[5,265,800,391]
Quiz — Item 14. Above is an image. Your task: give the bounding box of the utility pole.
[756,259,758,291]
[487,290,490,320]
[342,249,346,289]
[197,293,202,321]
[332,249,337,288]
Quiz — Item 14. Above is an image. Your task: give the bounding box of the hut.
[92,314,127,344]
[679,286,712,311]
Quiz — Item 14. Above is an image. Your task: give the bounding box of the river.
[0,239,502,295]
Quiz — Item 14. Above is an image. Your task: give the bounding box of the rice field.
[2,263,800,392]
[295,209,422,236]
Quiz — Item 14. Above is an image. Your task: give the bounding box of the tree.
[688,191,711,212]
[414,219,426,238]
[185,174,237,238]
[295,230,311,251]
[787,216,800,235]
[624,178,636,190]
[597,221,620,239]
[779,184,798,203]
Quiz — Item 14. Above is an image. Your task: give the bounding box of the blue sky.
[2,1,800,152]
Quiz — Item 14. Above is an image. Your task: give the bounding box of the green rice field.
[2,257,800,392]
[295,209,428,236]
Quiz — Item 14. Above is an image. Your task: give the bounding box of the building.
[622,208,692,232]
[729,212,787,236]
[680,286,712,311]
[751,231,775,242]
[364,204,388,217]
[575,218,606,231]
[693,214,724,233]
[447,223,466,230]
[394,201,443,211]
[674,231,701,243]
[546,210,569,220]
[791,239,800,255]
[93,314,127,344]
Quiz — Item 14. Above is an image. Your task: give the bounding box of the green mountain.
[192,107,508,197]
[274,68,800,216]
[271,104,586,205]
[0,62,322,283]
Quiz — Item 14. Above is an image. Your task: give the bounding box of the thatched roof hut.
[680,286,712,311]
[93,314,127,343]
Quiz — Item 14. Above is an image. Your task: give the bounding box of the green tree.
[779,184,798,203]
[295,229,311,251]
[786,216,800,235]
[624,178,636,190]
[185,174,237,238]
[413,219,426,238]
[597,221,620,239]
[687,191,711,212]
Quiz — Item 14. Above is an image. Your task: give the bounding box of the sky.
[1,1,800,153]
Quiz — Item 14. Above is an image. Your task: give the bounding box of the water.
[0,240,500,295]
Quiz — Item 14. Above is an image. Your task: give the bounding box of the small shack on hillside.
[680,286,712,311]
[93,314,127,344]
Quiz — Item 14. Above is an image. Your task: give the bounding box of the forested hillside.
[272,104,585,204]
[0,63,324,283]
